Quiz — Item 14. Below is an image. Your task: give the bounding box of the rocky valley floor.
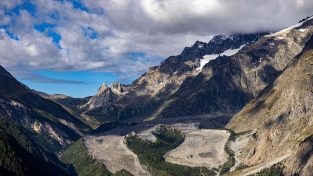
[77,120,288,176]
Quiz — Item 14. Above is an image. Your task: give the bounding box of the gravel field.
[84,135,150,176]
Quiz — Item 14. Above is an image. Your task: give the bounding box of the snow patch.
[197,54,220,71]
[197,45,245,71]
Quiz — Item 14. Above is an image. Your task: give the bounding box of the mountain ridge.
[72,33,267,126]
[0,65,92,175]
[227,31,313,175]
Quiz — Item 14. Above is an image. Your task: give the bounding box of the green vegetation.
[126,126,216,176]
[61,139,133,176]
[219,140,235,175]
[0,116,67,176]
[85,107,118,124]
[249,164,284,176]
[114,170,133,176]
[61,139,112,176]
[235,163,249,171]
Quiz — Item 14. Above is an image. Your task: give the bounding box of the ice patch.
[197,45,245,71]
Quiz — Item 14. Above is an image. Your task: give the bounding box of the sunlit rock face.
[228,18,313,176]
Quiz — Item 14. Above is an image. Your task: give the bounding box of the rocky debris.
[84,135,150,176]
[229,131,255,172]
[164,129,230,169]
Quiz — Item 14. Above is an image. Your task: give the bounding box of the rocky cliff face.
[88,82,125,109]
[79,82,126,124]
[227,21,313,175]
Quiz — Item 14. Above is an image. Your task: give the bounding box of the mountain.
[72,33,266,126]
[81,82,125,124]
[0,65,91,175]
[158,18,313,119]
[0,116,70,176]
[227,30,313,175]
[120,18,313,122]
[66,17,313,128]
[35,91,99,128]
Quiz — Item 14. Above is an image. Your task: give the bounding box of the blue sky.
[0,0,117,97]
[18,70,118,97]
[0,0,312,97]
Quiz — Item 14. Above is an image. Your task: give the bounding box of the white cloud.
[0,0,313,83]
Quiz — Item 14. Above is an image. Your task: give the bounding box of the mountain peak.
[192,41,206,49]
[0,65,14,79]
[109,82,123,93]
[97,83,108,95]
[210,35,234,43]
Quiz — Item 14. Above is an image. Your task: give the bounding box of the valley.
[1,12,313,176]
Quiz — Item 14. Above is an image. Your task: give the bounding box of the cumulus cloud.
[86,0,313,34]
[0,0,313,83]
